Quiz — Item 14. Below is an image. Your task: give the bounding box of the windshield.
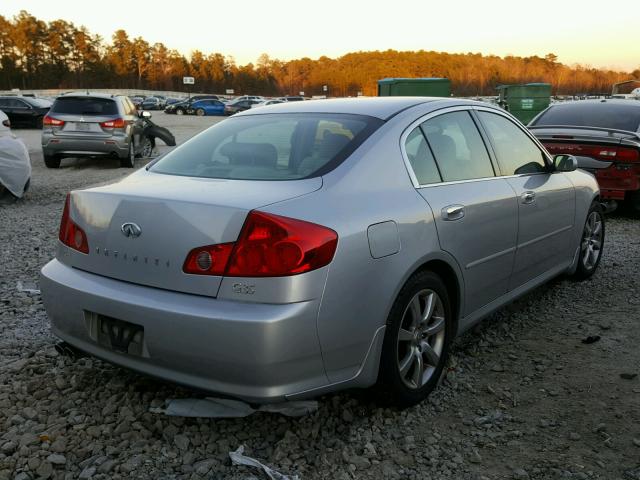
[532,102,640,132]
[51,97,118,116]
[150,113,381,180]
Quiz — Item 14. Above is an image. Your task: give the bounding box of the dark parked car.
[141,97,163,110]
[0,96,51,128]
[224,99,261,115]
[529,99,640,212]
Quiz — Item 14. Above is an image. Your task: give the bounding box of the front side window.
[151,113,381,180]
[422,111,495,182]
[478,111,547,175]
[404,126,441,185]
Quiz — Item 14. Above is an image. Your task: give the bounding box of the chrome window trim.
[399,105,500,189]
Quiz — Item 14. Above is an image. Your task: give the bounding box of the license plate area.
[85,311,147,356]
[74,122,91,132]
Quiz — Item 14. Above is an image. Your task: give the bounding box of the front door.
[475,110,576,289]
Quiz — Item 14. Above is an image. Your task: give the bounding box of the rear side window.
[532,103,640,132]
[151,113,381,180]
[51,97,118,116]
[404,127,441,185]
[422,111,495,182]
[478,111,547,175]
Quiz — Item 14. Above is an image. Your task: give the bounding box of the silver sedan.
[40,98,603,406]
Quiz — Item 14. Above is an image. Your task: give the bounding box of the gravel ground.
[1,114,639,480]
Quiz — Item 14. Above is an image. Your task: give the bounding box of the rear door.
[475,109,575,289]
[405,108,519,316]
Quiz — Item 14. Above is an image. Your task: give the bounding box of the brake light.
[100,118,126,129]
[544,143,640,162]
[58,194,89,254]
[182,211,338,277]
[43,115,65,127]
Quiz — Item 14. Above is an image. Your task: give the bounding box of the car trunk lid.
[60,170,322,297]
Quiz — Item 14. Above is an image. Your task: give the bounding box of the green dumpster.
[496,83,551,124]
[377,78,451,97]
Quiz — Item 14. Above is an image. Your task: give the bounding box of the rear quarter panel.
[262,104,466,384]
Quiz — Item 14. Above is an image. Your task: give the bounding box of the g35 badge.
[232,283,256,295]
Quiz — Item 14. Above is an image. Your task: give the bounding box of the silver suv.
[42,93,149,168]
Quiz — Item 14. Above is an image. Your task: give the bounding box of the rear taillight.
[183,243,234,276]
[182,211,338,277]
[544,143,640,162]
[100,118,126,129]
[58,194,89,254]
[43,115,65,127]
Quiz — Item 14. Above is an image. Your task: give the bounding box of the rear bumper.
[595,166,640,200]
[42,135,129,158]
[40,259,329,402]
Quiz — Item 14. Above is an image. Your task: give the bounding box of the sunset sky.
[2,0,638,71]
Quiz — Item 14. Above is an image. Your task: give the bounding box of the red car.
[529,100,640,213]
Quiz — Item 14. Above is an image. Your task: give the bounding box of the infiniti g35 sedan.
[40,98,604,407]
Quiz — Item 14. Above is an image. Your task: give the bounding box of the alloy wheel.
[396,289,446,389]
[581,211,603,270]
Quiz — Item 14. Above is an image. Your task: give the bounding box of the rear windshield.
[150,113,381,180]
[28,98,52,108]
[532,102,640,132]
[51,97,118,116]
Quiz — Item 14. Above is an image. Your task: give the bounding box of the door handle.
[442,204,465,221]
[521,191,536,204]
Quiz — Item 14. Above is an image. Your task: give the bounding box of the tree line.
[1,10,638,97]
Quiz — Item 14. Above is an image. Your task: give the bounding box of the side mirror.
[140,111,151,118]
[553,154,577,172]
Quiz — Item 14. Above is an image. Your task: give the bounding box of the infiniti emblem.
[121,222,142,238]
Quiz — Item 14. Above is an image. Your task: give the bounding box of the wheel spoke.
[398,328,414,342]
[421,292,436,324]
[421,341,440,367]
[592,220,602,237]
[410,296,422,328]
[592,239,602,249]
[582,244,591,265]
[399,349,416,377]
[411,351,424,386]
[423,316,445,337]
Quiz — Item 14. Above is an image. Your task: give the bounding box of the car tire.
[573,201,605,280]
[120,142,135,168]
[43,155,61,169]
[196,108,205,117]
[176,109,184,116]
[378,270,453,408]
[138,137,154,158]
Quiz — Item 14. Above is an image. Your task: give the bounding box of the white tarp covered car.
[0,110,31,200]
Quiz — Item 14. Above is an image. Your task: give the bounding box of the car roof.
[236,97,483,120]
[57,92,123,100]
